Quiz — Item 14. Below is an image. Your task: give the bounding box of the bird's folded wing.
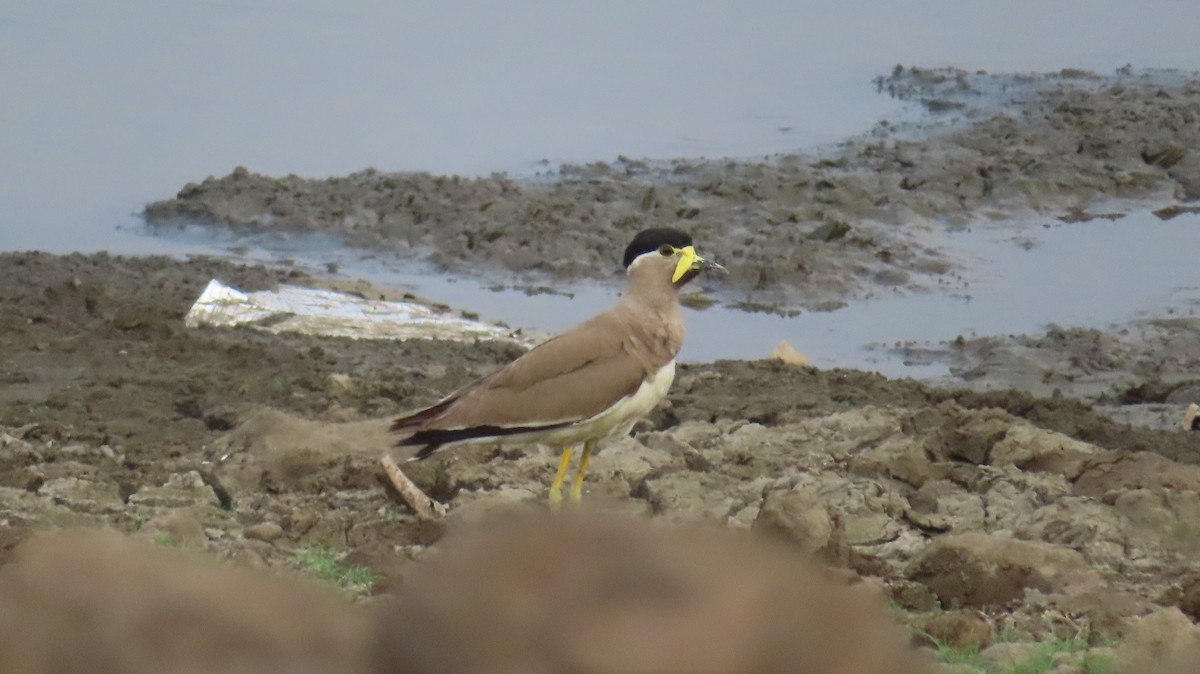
[439,326,653,429]
[398,310,668,435]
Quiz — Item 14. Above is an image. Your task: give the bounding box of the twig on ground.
[380,454,447,520]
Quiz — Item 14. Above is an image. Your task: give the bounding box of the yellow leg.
[568,440,594,504]
[548,447,573,509]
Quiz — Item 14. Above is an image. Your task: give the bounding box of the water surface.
[4,0,1200,251]
[158,209,1200,377]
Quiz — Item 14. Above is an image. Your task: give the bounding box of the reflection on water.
[156,209,1200,378]
[4,0,1200,375]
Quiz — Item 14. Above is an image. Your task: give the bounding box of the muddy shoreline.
[145,67,1200,315]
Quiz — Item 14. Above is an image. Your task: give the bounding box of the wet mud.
[144,67,1200,314]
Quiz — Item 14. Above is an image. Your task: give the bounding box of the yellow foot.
[548,447,572,511]
[567,442,593,506]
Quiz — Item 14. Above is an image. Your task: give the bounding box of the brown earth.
[890,320,1200,437]
[13,64,1200,673]
[4,251,1200,671]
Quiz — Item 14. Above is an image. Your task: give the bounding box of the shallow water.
[4,0,1200,251]
[5,1,1200,376]
[157,208,1200,377]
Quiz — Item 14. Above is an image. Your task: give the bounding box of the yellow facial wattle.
[672,245,702,283]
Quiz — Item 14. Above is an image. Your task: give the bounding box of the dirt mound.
[375,512,917,674]
[0,529,371,674]
[0,516,915,674]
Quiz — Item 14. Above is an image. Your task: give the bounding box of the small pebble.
[243,521,284,543]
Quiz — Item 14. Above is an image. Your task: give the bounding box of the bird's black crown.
[622,228,694,268]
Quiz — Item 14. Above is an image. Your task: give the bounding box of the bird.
[390,227,724,506]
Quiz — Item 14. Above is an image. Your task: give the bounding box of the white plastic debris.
[185,279,525,344]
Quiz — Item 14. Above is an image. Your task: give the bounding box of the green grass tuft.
[927,633,1114,674]
[926,636,987,673]
[296,546,375,590]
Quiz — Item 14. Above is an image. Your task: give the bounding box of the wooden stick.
[380,454,447,520]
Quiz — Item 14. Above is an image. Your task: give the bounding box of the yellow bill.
[672,245,701,283]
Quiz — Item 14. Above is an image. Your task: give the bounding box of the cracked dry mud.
[2,251,1200,672]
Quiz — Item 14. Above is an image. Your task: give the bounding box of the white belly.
[572,359,676,441]
[506,360,676,449]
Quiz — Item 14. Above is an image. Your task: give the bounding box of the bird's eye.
[658,244,675,257]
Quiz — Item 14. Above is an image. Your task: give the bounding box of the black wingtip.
[393,432,443,461]
[395,422,574,460]
[412,441,442,461]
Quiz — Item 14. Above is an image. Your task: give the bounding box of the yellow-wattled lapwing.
[391,228,723,505]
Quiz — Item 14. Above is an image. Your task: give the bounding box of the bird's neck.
[623,263,682,307]
[620,275,680,314]
[617,274,685,359]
